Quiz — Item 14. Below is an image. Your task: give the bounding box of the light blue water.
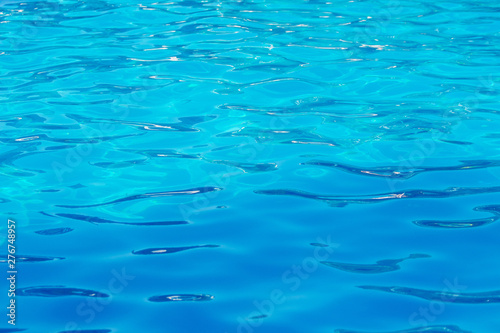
[1,0,500,332]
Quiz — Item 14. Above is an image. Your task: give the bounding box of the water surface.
[1,0,500,332]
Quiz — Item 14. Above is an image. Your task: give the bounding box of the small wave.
[148,294,214,302]
[52,213,189,226]
[255,186,500,207]
[0,255,64,263]
[35,227,74,235]
[358,285,500,304]
[133,245,219,255]
[335,325,472,333]
[413,204,500,228]
[18,286,109,298]
[322,254,430,274]
[55,186,223,208]
[59,330,111,333]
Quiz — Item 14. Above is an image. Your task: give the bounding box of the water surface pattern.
[1,0,500,332]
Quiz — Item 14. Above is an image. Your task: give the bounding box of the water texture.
[1,0,500,332]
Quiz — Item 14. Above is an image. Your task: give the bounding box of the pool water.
[1,0,500,332]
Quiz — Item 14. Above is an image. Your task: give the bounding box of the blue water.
[1,0,500,332]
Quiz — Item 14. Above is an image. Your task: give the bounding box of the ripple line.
[48,212,189,226]
[413,204,500,228]
[302,159,500,179]
[358,285,500,304]
[55,186,223,208]
[255,186,500,207]
[321,254,430,274]
[148,294,214,302]
[0,255,64,263]
[18,286,109,298]
[335,325,472,333]
[133,245,219,255]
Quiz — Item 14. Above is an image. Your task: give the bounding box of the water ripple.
[255,186,500,207]
[35,227,74,235]
[59,330,111,333]
[18,286,109,298]
[50,212,189,226]
[413,204,500,228]
[335,325,472,333]
[0,255,64,263]
[217,127,339,146]
[133,245,219,255]
[209,160,278,173]
[358,285,500,304]
[148,294,214,302]
[66,114,217,132]
[321,254,430,274]
[302,160,500,179]
[55,186,223,208]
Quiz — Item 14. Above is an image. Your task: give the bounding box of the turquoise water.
[1,0,500,332]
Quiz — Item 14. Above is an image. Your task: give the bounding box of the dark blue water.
[1,0,500,332]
